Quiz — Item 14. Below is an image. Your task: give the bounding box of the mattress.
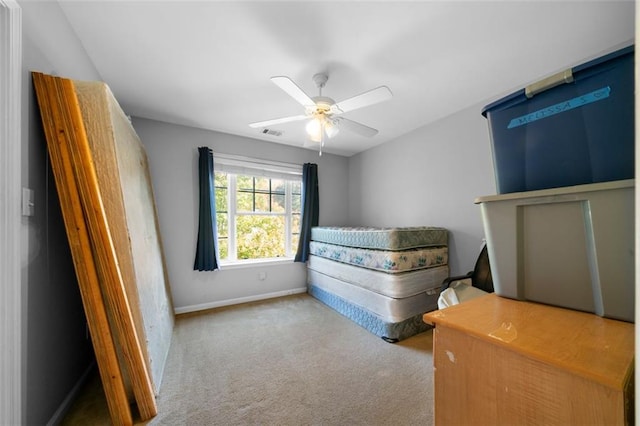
[308,284,432,343]
[311,226,448,250]
[307,269,440,324]
[309,241,448,273]
[308,254,449,299]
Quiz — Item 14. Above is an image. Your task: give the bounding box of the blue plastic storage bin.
[482,45,634,194]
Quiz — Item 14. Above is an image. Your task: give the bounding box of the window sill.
[219,257,296,270]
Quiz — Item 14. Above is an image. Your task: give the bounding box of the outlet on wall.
[258,271,267,281]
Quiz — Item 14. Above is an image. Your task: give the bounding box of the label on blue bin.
[507,86,611,129]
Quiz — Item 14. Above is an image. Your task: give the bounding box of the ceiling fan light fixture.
[306,114,339,143]
[306,116,323,142]
[324,119,339,138]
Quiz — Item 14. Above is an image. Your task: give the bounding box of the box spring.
[308,254,448,299]
[307,283,433,343]
[307,268,441,324]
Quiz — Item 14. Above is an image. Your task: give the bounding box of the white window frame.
[214,154,302,266]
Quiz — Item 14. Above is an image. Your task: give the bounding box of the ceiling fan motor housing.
[312,73,329,89]
[308,96,335,115]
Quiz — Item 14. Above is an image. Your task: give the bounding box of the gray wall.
[348,101,496,276]
[133,104,494,310]
[20,1,102,424]
[134,117,350,312]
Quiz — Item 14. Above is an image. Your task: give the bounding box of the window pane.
[291,234,300,254]
[254,193,270,212]
[272,179,285,194]
[236,215,285,259]
[291,181,301,195]
[214,172,227,187]
[217,237,228,260]
[237,175,253,191]
[216,213,228,237]
[272,194,285,213]
[291,194,301,213]
[292,213,301,232]
[215,188,227,212]
[254,177,270,191]
[237,191,253,211]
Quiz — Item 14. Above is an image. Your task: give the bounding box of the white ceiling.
[55,1,635,157]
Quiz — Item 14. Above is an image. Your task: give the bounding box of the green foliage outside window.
[214,173,229,259]
[236,215,285,259]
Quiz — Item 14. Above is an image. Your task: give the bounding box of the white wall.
[133,117,350,312]
[348,101,496,276]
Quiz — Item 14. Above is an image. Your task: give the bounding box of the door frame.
[0,1,23,424]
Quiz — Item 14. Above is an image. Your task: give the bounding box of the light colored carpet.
[62,293,435,425]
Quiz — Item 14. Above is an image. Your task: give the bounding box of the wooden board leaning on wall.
[32,72,175,425]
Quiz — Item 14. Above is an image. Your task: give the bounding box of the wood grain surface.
[424,294,634,425]
[33,72,134,426]
[32,72,164,424]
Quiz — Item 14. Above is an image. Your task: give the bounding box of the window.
[214,155,302,264]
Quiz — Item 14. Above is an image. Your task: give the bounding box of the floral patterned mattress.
[309,241,448,273]
[311,226,448,251]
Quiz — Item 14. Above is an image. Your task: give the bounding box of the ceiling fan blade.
[249,114,308,128]
[334,117,379,137]
[332,86,392,114]
[271,76,316,107]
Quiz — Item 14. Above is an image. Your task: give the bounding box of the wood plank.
[32,72,132,426]
[33,72,160,422]
[60,76,158,419]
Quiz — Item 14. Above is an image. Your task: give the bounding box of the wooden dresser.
[424,293,634,425]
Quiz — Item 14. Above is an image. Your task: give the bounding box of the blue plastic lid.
[481,44,634,118]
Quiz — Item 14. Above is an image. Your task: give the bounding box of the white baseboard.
[174,287,308,315]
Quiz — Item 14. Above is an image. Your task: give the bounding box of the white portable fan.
[249,73,392,155]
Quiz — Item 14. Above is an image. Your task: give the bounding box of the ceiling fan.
[249,73,392,155]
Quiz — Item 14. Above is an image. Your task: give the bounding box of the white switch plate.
[22,188,34,217]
